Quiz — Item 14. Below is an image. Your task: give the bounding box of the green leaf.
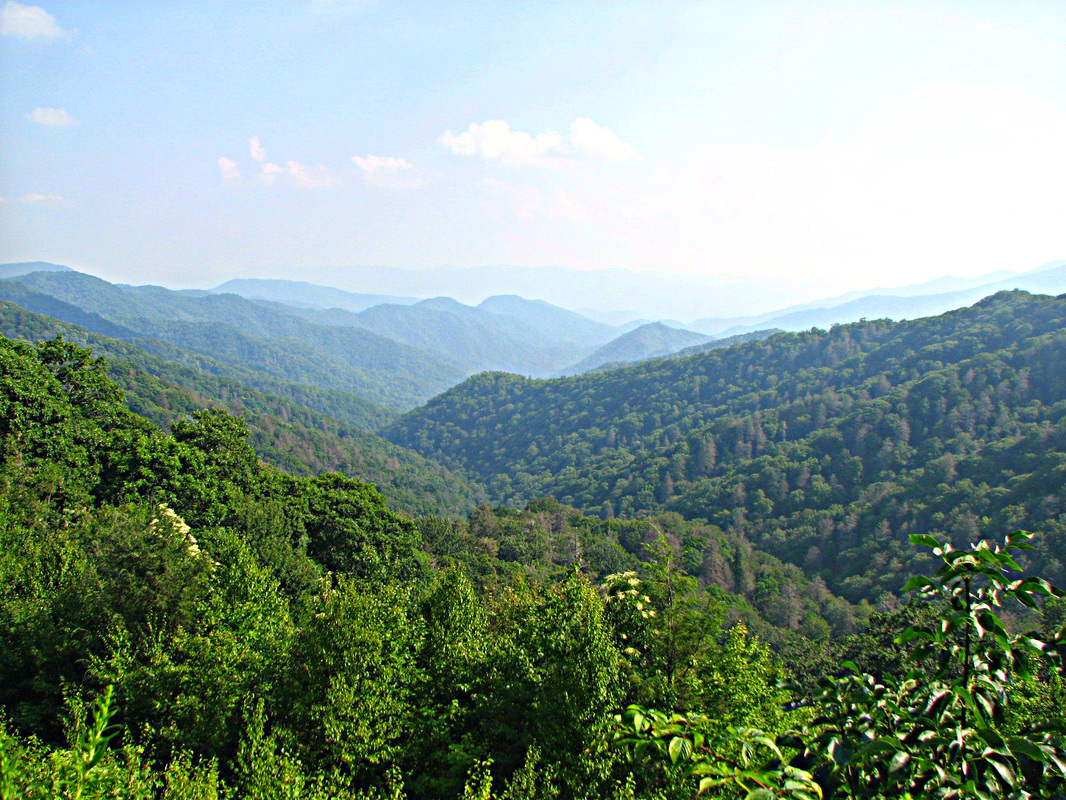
[895,628,934,645]
[902,575,937,592]
[698,777,726,794]
[986,756,1017,788]
[888,750,911,780]
[827,738,850,766]
[1006,737,1046,762]
[668,735,691,764]
[859,738,901,758]
[1044,748,1066,776]
[909,533,941,549]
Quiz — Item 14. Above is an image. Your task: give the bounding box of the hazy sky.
[1,0,1064,295]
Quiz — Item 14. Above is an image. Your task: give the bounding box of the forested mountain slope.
[288,296,589,377]
[212,277,419,311]
[387,291,1066,601]
[477,294,618,348]
[558,322,712,376]
[668,328,782,359]
[0,287,398,430]
[215,279,618,369]
[2,302,1064,800]
[0,271,464,408]
[0,261,74,279]
[0,302,484,515]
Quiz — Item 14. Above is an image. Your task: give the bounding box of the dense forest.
[2,317,1065,798]
[2,282,1066,797]
[0,301,483,516]
[386,292,1066,603]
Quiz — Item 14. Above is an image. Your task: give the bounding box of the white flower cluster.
[149,504,206,561]
[602,571,656,618]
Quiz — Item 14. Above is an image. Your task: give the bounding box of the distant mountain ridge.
[212,277,419,313]
[478,294,617,348]
[557,322,712,376]
[253,262,799,320]
[0,262,74,279]
[0,266,625,406]
[692,260,1066,336]
[209,276,622,377]
[9,260,1065,351]
[0,270,466,410]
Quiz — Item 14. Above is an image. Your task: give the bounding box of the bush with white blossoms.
[601,571,658,659]
[149,504,210,563]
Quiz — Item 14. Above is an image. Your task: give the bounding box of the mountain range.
[0,267,706,395]
[692,260,1066,336]
[213,259,1064,324]
[3,258,1066,611]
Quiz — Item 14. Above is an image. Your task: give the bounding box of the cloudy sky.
[1,0,1064,296]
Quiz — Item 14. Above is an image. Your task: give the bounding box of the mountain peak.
[0,262,75,279]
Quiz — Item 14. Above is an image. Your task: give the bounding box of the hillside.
[478,294,618,348]
[296,296,590,377]
[12,327,1055,800]
[0,301,485,515]
[669,328,782,359]
[212,277,419,311]
[386,291,1066,601]
[215,279,618,352]
[0,261,74,279]
[558,322,712,376]
[0,270,465,409]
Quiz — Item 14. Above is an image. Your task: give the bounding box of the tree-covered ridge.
[557,322,712,377]
[0,308,484,516]
[386,291,1066,601]
[0,271,465,409]
[577,328,781,377]
[0,299,396,431]
[290,296,588,377]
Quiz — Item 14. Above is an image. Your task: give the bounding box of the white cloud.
[258,161,284,184]
[217,156,242,184]
[441,118,638,164]
[1,1,67,41]
[249,136,267,162]
[353,154,413,173]
[28,107,77,128]
[282,160,341,190]
[441,120,563,163]
[21,192,65,205]
[238,137,340,189]
[569,118,638,162]
[259,158,339,189]
[352,154,422,188]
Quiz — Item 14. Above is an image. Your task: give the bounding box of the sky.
[1,0,1064,300]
